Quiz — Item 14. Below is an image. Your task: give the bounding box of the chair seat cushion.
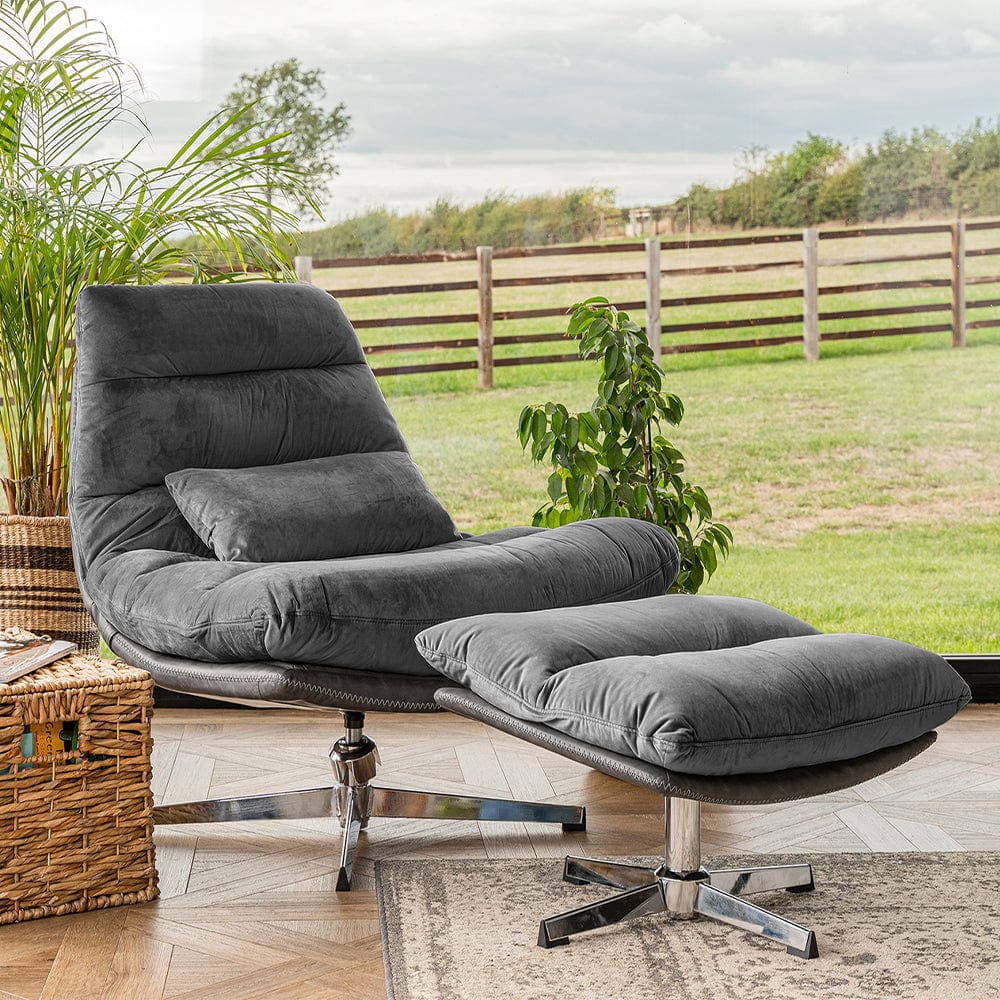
[88,519,679,675]
[414,596,971,775]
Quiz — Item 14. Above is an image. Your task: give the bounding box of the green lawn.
[386,338,1000,653]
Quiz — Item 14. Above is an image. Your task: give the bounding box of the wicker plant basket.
[0,514,99,655]
[0,647,158,924]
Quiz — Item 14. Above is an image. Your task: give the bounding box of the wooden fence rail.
[292,218,1000,381]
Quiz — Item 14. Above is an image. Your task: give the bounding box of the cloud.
[70,0,1000,215]
[83,0,205,101]
[803,13,846,36]
[962,27,1000,54]
[721,56,849,89]
[633,15,724,49]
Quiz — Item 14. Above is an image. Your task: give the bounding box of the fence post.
[802,227,819,361]
[645,237,662,365]
[293,255,313,283]
[951,220,966,348]
[477,245,494,389]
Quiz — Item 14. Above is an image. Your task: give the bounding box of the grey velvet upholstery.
[416,595,972,775]
[70,283,680,684]
[166,452,460,561]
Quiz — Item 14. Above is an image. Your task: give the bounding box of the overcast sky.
[82,0,1000,222]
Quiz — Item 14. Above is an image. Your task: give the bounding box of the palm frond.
[0,0,307,514]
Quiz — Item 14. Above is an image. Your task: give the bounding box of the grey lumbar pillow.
[166,451,460,562]
[415,595,972,776]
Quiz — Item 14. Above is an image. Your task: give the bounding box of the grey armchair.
[69,282,679,888]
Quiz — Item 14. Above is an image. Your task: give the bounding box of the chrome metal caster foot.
[539,881,666,949]
[787,932,819,959]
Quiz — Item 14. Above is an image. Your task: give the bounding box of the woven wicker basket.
[0,648,158,924]
[0,514,99,655]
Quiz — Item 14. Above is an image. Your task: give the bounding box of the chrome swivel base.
[152,711,585,890]
[538,797,818,959]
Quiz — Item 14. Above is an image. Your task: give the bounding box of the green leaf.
[593,477,606,510]
[700,541,718,576]
[531,409,547,442]
[604,343,620,375]
[566,416,580,448]
[565,475,581,508]
[604,441,623,469]
[547,471,564,504]
[517,406,533,447]
[578,452,600,477]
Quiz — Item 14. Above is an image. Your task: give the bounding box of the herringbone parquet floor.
[2,704,998,999]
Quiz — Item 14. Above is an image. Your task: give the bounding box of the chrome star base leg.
[539,797,818,960]
[153,710,585,891]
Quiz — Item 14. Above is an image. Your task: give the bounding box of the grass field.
[385,335,1000,654]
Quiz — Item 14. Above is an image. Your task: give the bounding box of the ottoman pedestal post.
[540,796,820,959]
[666,795,702,875]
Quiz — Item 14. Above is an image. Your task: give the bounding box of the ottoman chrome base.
[538,797,818,959]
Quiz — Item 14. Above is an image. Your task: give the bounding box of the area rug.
[377,852,1000,1000]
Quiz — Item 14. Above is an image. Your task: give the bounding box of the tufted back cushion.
[70,283,407,585]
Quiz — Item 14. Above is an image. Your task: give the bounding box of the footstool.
[415,595,970,960]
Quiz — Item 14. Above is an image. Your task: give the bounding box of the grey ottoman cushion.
[415,596,971,775]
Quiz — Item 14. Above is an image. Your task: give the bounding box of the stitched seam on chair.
[117,646,440,712]
[443,697,669,789]
[85,362,372,385]
[111,609,263,632]
[114,647,273,687]
[274,680,440,712]
[420,645,962,750]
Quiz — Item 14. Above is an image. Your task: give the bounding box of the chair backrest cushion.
[70,283,408,587]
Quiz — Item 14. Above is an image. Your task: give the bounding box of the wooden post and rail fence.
[291,219,999,384]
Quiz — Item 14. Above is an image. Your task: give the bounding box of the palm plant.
[0,0,312,516]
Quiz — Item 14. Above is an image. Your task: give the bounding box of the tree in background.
[861,129,951,222]
[771,134,845,226]
[296,188,613,257]
[668,116,1000,232]
[519,299,732,594]
[815,161,863,224]
[732,145,773,228]
[219,58,351,220]
[951,119,1000,216]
